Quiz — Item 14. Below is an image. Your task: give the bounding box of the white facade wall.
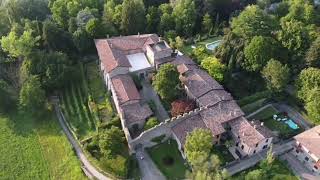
[293,141,320,175]
[234,134,273,156]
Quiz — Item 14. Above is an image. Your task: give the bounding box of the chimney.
[251,121,254,124]
[254,125,257,129]
[138,32,140,37]
[261,122,264,126]
[242,132,245,136]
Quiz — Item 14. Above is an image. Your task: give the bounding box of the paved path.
[52,98,111,180]
[225,141,294,175]
[141,80,169,121]
[273,103,313,130]
[280,152,319,180]
[135,147,166,180]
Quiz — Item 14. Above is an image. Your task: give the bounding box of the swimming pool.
[284,119,299,130]
[206,40,222,51]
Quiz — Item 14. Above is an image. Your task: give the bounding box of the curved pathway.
[52,98,111,180]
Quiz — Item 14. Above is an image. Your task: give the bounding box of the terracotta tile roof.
[177,64,198,74]
[198,90,233,107]
[229,117,271,148]
[95,34,159,73]
[171,55,196,66]
[200,100,244,124]
[172,114,208,146]
[111,74,140,105]
[180,69,224,98]
[120,102,153,125]
[294,125,320,158]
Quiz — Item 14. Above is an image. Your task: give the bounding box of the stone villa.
[95,34,273,158]
[293,125,320,175]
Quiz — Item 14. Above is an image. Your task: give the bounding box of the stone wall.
[128,106,208,153]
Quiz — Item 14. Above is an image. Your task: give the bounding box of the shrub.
[144,117,159,130]
[171,100,196,117]
[98,116,121,130]
[101,155,128,178]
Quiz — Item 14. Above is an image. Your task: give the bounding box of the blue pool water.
[284,119,299,130]
[206,40,222,51]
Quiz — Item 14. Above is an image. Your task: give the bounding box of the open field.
[0,113,85,180]
[147,139,189,179]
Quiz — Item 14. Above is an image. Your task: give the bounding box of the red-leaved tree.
[171,100,196,117]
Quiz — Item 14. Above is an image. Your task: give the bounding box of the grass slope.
[0,113,86,180]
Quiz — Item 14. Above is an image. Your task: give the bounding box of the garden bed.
[147,139,189,179]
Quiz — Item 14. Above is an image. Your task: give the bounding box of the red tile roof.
[180,69,224,98]
[120,102,153,125]
[198,90,233,107]
[294,125,320,158]
[95,34,159,73]
[229,117,272,148]
[172,114,208,146]
[111,74,140,105]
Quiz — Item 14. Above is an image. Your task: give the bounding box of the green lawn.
[211,145,235,166]
[241,98,267,115]
[0,113,86,180]
[180,36,223,56]
[232,159,298,180]
[147,139,189,179]
[249,106,303,139]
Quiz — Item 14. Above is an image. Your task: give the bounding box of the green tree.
[144,117,159,130]
[201,57,226,82]
[277,19,311,57]
[305,36,320,68]
[245,169,265,180]
[305,88,320,124]
[174,36,184,50]
[120,0,146,35]
[243,36,277,72]
[152,64,181,102]
[296,68,320,100]
[146,6,160,33]
[202,13,213,34]
[192,45,209,63]
[261,59,290,92]
[1,30,40,58]
[184,128,213,166]
[158,13,175,35]
[42,20,75,52]
[231,5,277,39]
[283,0,316,25]
[172,0,196,36]
[73,29,94,54]
[19,76,46,115]
[99,126,125,158]
[0,80,14,113]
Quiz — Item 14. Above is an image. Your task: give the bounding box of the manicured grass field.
[147,140,189,179]
[250,106,302,139]
[241,98,267,115]
[180,36,223,56]
[0,113,85,180]
[211,145,235,166]
[232,159,298,180]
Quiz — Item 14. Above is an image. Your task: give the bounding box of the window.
[296,149,299,153]
[255,143,258,147]
[266,139,269,143]
[236,142,239,147]
[314,165,318,170]
[238,136,240,139]
[253,150,256,154]
[304,156,310,162]
[263,145,268,149]
[241,145,244,150]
